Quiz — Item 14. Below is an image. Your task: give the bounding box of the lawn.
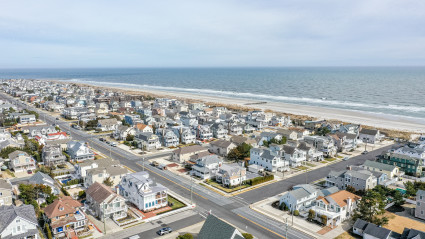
[168,195,186,210]
[325,158,337,162]
[206,180,250,193]
[334,231,357,239]
[306,163,316,167]
[383,211,425,234]
[296,166,309,171]
[320,161,328,164]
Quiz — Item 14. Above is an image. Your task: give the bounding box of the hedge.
[245,175,274,186]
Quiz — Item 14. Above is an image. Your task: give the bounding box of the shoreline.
[56,80,425,136]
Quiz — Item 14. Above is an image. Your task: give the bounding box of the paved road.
[237,144,395,203]
[2,93,394,239]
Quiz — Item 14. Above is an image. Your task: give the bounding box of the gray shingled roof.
[353,218,368,231]
[287,188,311,200]
[364,222,392,238]
[210,139,234,148]
[198,214,239,239]
[0,205,38,233]
[363,160,397,172]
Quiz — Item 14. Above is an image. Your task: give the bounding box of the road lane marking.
[136,163,208,200]
[237,214,286,239]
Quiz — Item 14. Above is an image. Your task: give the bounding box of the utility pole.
[103,204,106,235]
[190,174,193,205]
[142,157,145,171]
[285,218,288,239]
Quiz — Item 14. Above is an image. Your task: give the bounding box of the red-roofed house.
[311,190,361,227]
[43,196,88,238]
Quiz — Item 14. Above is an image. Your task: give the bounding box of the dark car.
[157,227,172,236]
[99,137,104,141]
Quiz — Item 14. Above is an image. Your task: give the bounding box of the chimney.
[347,197,352,211]
[115,186,120,195]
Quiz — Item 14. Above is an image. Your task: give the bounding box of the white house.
[250,147,289,172]
[85,182,127,221]
[191,155,222,179]
[311,190,361,227]
[279,185,319,212]
[359,129,383,144]
[216,163,246,187]
[119,172,168,212]
[67,141,95,162]
[0,205,39,239]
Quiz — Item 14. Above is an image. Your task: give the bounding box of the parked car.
[157,227,172,236]
[151,161,159,167]
[27,170,33,174]
[106,141,111,145]
[56,117,60,120]
[343,157,349,161]
[99,137,104,141]
[362,151,368,155]
[158,164,167,170]
[111,142,117,147]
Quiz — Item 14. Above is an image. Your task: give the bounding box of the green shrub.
[242,233,254,239]
[294,210,299,216]
[176,233,193,239]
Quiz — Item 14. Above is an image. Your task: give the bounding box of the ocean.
[1,67,425,120]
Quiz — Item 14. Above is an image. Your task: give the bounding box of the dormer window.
[60,207,64,211]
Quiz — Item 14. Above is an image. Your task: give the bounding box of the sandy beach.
[60,80,425,134]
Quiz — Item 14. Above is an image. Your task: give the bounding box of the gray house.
[42,144,66,167]
[85,182,127,221]
[0,179,12,206]
[415,189,425,220]
[326,169,377,191]
[198,214,244,239]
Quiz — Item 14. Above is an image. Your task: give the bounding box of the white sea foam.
[67,79,425,114]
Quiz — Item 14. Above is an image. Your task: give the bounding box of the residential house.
[135,123,153,133]
[96,118,119,132]
[114,125,136,140]
[119,171,168,212]
[216,163,246,187]
[172,145,208,163]
[326,169,377,191]
[94,103,109,115]
[279,184,320,212]
[415,190,425,220]
[353,218,402,239]
[211,123,227,139]
[198,214,244,239]
[282,145,307,167]
[42,144,67,167]
[0,128,12,142]
[85,182,127,221]
[0,204,39,239]
[27,126,57,137]
[250,147,289,172]
[180,129,196,144]
[377,144,425,177]
[311,190,361,227]
[331,133,358,152]
[401,228,425,239]
[197,125,213,141]
[8,151,36,173]
[62,107,88,119]
[0,179,12,206]
[339,124,360,136]
[209,140,237,157]
[191,155,222,179]
[277,129,300,141]
[361,160,400,179]
[28,172,60,195]
[124,114,141,126]
[359,129,383,144]
[304,135,337,157]
[297,142,324,162]
[19,114,36,124]
[85,164,129,188]
[135,132,161,151]
[228,123,243,136]
[158,130,179,147]
[44,197,88,238]
[67,141,94,162]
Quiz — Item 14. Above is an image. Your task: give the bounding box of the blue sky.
[1,0,425,68]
